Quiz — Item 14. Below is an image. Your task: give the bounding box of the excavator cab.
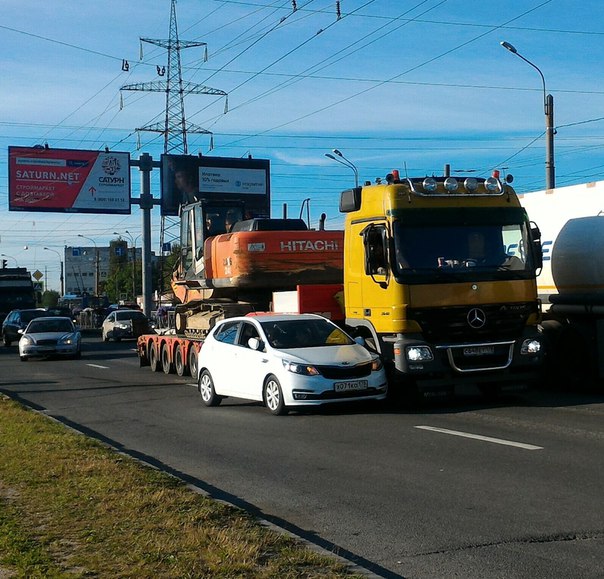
[178,200,245,281]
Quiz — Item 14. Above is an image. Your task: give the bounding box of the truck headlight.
[521,339,541,354]
[406,346,433,362]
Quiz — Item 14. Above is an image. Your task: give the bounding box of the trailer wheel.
[188,346,199,381]
[161,343,172,374]
[149,342,161,372]
[174,344,186,377]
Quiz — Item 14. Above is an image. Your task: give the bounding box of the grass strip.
[0,395,362,578]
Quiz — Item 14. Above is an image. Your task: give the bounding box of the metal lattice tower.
[120,0,227,294]
[121,0,227,154]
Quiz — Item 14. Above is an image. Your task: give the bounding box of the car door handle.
[261,358,269,363]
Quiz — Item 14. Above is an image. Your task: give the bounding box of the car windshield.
[28,319,74,333]
[260,319,353,349]
[115,311,146,321]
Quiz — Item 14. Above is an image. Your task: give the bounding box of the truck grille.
[409,302,535,343]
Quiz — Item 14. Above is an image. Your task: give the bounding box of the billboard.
[8,146,131,214]
[161,155,270,216]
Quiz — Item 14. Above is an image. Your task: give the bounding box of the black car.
[2,308,46,346]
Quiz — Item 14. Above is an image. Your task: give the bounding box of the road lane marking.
[415,425,543,450]
[86,363,109,369]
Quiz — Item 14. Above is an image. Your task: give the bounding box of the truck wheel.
[174,344,186,377]
[188,346,199,381]
[264,375,287,416]
[198,370,221,406]
[149,342,161,372]
[161,343,172,374]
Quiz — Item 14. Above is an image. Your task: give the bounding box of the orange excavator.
[172,200,343,337]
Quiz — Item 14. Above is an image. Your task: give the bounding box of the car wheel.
[188,346,199,382]
[174,344,186,377]
[198,369,221,407]
[3,335,11,347]
[149,342,161,372]
[264,375,287,416]
[73,350,82,360]
[161,343,172,374]
[20,355,28,362]
[102,331,109,342]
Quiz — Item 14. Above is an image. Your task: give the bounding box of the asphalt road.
[1,336,603,578]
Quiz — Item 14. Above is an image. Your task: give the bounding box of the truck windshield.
[392,209,533,281]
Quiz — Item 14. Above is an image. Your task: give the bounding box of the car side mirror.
[248,337,263,351]
[17,329,24,334]
[354,336,366,347]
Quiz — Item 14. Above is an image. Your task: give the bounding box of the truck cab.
[340,172,545,397]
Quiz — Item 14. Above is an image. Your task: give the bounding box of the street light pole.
[325,149,359,187]
[43,247,64,295]
[501,41,555,189]
[77,234,99,295]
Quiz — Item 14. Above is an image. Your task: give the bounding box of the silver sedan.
[18,316,81,361]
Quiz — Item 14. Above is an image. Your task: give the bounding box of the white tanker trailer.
[520,181,604,388]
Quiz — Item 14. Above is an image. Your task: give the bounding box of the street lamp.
[501,41,555,189]
[325,149,359,187]
[43,247,64,296]
[1,253,17,267]
[77,234,99,295]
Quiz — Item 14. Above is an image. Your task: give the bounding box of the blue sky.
[1,0,604,291]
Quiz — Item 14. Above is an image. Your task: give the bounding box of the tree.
[41,290,60,308]
[105,239,130,302]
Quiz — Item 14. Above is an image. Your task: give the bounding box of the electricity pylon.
[121,0,227,153]
[120,0,228,296]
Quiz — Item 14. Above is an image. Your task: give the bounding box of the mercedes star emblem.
[467,307,486,329]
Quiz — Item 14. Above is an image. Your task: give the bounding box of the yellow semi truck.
[339,170,545,398]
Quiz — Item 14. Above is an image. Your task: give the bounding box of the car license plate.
[334,380,368,392]
[463,346,495,357]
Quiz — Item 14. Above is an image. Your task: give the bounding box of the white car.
[197,314,388,415]
[18,316,81,361]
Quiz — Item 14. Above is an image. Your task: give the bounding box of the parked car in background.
[102,309,152,342]
[197,314,388,415]
[2,308,46,346]
[18,316,81,361]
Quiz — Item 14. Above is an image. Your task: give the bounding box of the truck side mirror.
[530,221,543,271]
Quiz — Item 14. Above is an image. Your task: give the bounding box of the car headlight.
[371,357,383,371]
[521,339,541,354]
[116,323,129,330]
[20,336,33,345]
[282,359,320,376]
[59,333,76,345]
[406,345,434,362]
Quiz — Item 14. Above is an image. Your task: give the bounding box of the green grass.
[0,395,361,578]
